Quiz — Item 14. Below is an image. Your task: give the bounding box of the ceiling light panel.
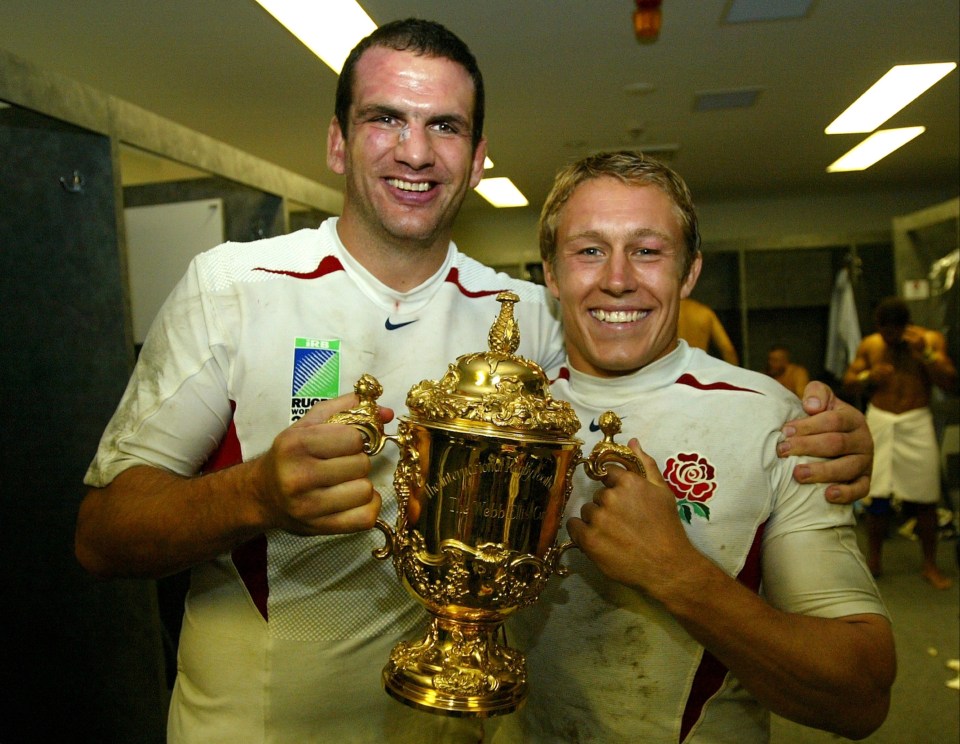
[825,63,957,134]
[254,0,375,73]
[475,178,529,208]
[827,127,925,172]
[694,88,763,112]
[724,0,815,23]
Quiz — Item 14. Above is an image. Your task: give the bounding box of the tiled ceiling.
[0,0,956,210]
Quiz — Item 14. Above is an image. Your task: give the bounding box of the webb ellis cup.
[329,291,641,717]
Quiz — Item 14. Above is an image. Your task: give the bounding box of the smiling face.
[544,177,702,377]
[328,46,487,257]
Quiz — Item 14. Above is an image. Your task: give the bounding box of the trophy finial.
[597,411,622,440]
[488,291,520,356]
[354,373,383,404]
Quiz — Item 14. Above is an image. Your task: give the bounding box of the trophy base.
[382,616,527,717]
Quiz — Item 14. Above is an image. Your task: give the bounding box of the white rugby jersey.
[494,342,886,744]
[85,218,564,743]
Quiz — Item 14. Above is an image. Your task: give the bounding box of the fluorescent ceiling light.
[475,178,529,208]
[484,157,494,169]
[825,63,957,134]
[254,0,376,73]
[827,127,925,172]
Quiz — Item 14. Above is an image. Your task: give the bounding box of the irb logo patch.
[291,338,340,421]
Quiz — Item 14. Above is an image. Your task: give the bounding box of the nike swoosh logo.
[385,318,419,331]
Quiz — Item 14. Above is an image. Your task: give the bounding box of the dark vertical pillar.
[0,104,167,743]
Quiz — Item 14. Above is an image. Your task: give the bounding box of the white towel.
[825,268,861,379]
[866,405,941,503]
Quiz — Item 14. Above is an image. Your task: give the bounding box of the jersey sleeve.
[761,455,888,620]
[84,255,234,486]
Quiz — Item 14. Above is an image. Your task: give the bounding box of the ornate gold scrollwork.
[580,410,646,480]
[326,373,389,455]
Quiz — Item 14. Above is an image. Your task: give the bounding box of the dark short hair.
[539,150,701,280]
[875,296,910,328]
[335,18,485,150]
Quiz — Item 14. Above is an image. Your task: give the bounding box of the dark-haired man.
[77,19,557,742]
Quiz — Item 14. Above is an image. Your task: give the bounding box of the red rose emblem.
[664,452,716,504]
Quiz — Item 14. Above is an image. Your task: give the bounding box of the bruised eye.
[370,115,402,128]
[355,108,404,129]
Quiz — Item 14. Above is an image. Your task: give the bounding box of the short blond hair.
[539,151,701,279]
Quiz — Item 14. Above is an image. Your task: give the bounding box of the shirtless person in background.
[766,345,810,399]
[678,297,739,365]
[845,296,957,589]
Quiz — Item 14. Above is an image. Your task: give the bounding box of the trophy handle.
[547,541,577,577]
[553,411,646,571]
[326,374,400,558]
[326,373,395,455]
[578,410,645,481]
[373,519,396,560]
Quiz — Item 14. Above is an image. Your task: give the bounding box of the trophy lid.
[405,292,581,440]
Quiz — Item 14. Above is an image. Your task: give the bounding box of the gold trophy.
[329,291,642,717]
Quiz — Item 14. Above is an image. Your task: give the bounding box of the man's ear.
[680,252,703,299]
[468,137,488,190]
[327,117,346,175]
[542,259,561,300]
